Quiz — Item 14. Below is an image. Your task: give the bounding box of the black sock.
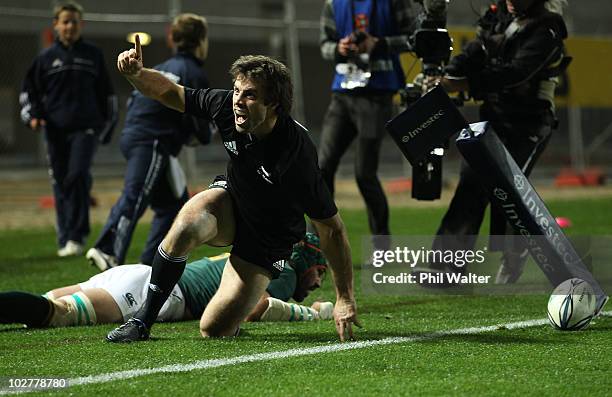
[0,292,53,327]
[136,245,187,328]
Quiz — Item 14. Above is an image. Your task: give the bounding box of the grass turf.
[0,197,611,396]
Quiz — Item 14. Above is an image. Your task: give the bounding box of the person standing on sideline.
[86,13,212,271]
[20,1,118,257]
[427,0,570,283]
[318,0,414,251]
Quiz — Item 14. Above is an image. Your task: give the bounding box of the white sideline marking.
[2,311,611,395]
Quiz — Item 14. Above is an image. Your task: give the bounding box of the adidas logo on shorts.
[272,260,286,272]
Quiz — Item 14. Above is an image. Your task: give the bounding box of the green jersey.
[178,253,297,317]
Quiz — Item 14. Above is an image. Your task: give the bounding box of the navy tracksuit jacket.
[20,37,118,247]
[94,51,211,265]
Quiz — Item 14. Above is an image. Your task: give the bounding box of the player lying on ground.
[0,234,332,328]
[110,36,358,343]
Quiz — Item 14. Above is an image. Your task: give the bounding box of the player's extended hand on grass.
[334,296,361,341]
[117,34,143,76]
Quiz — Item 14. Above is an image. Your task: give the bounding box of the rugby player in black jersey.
[108,35,359,342]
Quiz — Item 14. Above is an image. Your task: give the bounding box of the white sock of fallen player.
[259,298,334,322]
[47,292,98,327]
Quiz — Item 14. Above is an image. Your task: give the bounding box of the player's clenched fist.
[117,34,143,76]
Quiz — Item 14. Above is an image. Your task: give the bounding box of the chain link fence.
[0,0,610,184]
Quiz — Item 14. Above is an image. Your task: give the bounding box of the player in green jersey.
[0,233,332,328]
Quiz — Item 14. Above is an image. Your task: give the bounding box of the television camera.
[403,0,454,200]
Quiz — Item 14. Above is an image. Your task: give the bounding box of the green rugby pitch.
[0,198,611,396]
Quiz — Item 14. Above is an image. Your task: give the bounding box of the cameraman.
[318,0,415,249]
[431,0,569,283]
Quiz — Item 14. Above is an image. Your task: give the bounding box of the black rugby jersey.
[184,88,337,247]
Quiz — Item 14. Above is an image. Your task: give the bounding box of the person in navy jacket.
[20,1,118,257]
[86,13,212,271]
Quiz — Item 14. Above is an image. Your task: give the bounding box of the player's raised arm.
[117,34,186,112]
[312,214,360,341]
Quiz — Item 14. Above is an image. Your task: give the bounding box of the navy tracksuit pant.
[94,134,188,265]
[45,129,97,247]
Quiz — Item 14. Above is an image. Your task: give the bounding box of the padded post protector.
[386,85,468,165]
[456,121,608,314]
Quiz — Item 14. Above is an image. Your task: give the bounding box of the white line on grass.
[2,311,611,395]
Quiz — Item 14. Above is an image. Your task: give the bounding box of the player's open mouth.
[234,110,248,125]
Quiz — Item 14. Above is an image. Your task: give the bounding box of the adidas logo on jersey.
[224,141,238,155]
[209,179,228,189]
[52,58,63,68]
[272,259,286,272]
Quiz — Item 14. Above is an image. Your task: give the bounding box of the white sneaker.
[86,248,118,272]
[57,240,84,257]
[316,301,334,320]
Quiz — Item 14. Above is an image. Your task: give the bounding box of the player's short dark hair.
[229,55,293,117]
[171,13,208,52]
[53,1,83,19]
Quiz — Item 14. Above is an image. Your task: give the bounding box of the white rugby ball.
[547,278,597,331]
